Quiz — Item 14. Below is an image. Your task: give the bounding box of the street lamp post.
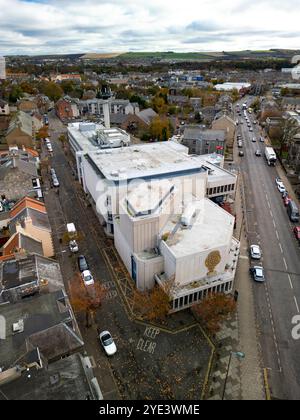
[222,351,245,400]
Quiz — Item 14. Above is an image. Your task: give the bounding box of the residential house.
[0,254,100,400]
[0,148,40,201]
[18,99,38,114]
[55,97,80,121]
[31,113,44,132]
[281,97,300,112]
[167,95,189,107]
[5,111,34,148]
[212,114,236,148]
[9,197,54,257]
[183,127,226,155]
[78,98,139,117]
[0,253,64,303]
[136,108,158,126]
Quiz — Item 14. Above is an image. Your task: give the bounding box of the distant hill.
[80,49,300,62]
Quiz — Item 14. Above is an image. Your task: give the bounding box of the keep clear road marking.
[288,275,294,290]
[294,297,300,314]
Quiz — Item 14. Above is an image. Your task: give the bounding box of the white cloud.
[0,0,299,54]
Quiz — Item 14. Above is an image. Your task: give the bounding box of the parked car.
[283,196,291,207]
[78,255,89,272]
[239,150,244,157]
[252,137,256,142]
[250,245,262,260]
[0,202,3,212]
[293,226,300,242]
[260,136,265,143]
[277,183,286,194]
[275,177,283,187]
[255,150,262,157]
[250,266,265,283]
[82,270,94,286]
[69,239,79,253]
[52,175,59,188]
[238,141,243,148]
[99,331,117,356]
[249,127,253,132]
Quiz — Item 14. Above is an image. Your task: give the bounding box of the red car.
[283,196,291,206]
[294,227,300,241]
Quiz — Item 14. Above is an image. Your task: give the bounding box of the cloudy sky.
[0,0,299,55]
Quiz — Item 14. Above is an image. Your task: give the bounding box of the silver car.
[250,245,262,260]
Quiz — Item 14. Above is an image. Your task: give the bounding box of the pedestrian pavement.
[206,150,266,400]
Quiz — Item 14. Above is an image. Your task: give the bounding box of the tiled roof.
[10,196,46,219]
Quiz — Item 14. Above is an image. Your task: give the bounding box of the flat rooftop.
[68,122,105,153]
[162,198,234,258]
[0,353,94,401]
[86,141,207,181]
[125,180,175,217]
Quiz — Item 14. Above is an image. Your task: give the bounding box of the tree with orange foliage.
[36,126,49,140]
[70,275,106,328]
[192,293,237,335]
[133,282,172,322]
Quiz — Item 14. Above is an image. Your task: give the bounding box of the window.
[184,295,189,306]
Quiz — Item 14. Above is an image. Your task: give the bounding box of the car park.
[250,245,262,260]
[82,270,94,286]
[78,255,89,272]
[99,331,117,356]
[250,266,265,283]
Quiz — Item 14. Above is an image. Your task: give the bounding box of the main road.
[236,97,300,400]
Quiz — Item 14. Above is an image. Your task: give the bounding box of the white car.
[69,240,79,253]
[99,331,117,356]
[277,183,286,193]
[250,245,262,260]
[0,202,3,212]
[82,270,94,286]
[275,177,282,187]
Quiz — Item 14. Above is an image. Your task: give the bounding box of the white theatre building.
[74,140,240,312]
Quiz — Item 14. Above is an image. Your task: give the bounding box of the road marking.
[279,244,284,254]
[276,231,280,240]
[283,258,288,271]
[272,220,276,228]
[288,275,294,290]
[239,255,249,260]
[294,297,300,314]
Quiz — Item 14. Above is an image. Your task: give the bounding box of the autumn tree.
[36,126,49,140]
[192,293,237,335]
[133,284,172,322]
[70,275,106,328]
[150,116,171,141]
[40,81,64,102]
